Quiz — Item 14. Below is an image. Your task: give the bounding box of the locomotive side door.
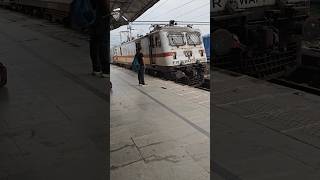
[149,35,156,65]
[136,42,141,52]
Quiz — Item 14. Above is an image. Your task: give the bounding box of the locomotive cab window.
[186,32,201,46]
[168,33,185,46]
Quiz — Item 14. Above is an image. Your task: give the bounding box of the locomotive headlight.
[173,52,177,59]
[199,50,204,57]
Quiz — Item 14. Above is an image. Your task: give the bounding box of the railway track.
[113,63,210,91]
[152,70,210,91]
[146,69,210,91]
[270,48,320,95]
[270,78,320,95]
[197,77,210,91]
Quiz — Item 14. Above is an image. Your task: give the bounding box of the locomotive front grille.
[213,42,299,79]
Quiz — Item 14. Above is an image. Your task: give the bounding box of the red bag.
[0,62,7,87]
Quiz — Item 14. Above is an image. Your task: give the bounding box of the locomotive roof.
[116,25,201,46]
[158,26,200,32]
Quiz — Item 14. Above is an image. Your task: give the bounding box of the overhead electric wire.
[112,0,210,44]
[133,20,209,23]
[174,2,210,19]
[185,12,210,22]
[131,23,209,25]
[139,0,170,19]
[147,0,199,20]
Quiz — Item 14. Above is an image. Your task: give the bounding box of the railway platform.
[110,65,210,179]
[0,8,210,179]
[4,4,320,180]
[213,69,320,179]
[0,8,107,179]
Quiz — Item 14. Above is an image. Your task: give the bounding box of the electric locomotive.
[112,21,208,84]
[212,0,310,79]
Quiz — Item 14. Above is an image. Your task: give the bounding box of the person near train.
[135,48,146,85]
[70,0,111,88]
[88,0,109,78]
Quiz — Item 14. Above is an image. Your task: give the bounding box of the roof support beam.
[110,0,160,30]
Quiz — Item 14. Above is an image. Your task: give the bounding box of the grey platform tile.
[5,171,41,180]
[216,96,284,117]
[196,120,210,133]
[147,118,200,137]
[144,156,209,180]
[247,108,320,132]
[213,101,320,178]
[128,121,162,138]
[161,118,205,137]
[111,97,155,110]
[213,83,293,105]
[111,144,142,170]
[286,124,320,152]
[219,92,320,118]
[0,94,70,128]
[211,172,225,180]
[112,117,160,139]
[187,113,210,124]
[111,116,148,130]
[111,161,157,180]
[212,106,263,132]
[272,131,320,169]
[131,131,174,149]
[185,141,210,173]
[139,140,181,159]
[110,139,135,154]
[111,107,161,123]
[0,87,39,106]
[17,143,105,180]
[176,132,209,147]
[11,124,69,156]
[182,106,209,115]
[214,143,318,180]
[212,77,256,92]
[222,120,320,168]
[110,124,132,138]
[110,111,153,128]
[170,103,204,114]
[0,137,21,167]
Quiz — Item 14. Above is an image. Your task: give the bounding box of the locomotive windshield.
[186,32,201,45]
[168,33,185,46]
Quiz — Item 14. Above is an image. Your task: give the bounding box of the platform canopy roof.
[110,0,160,30]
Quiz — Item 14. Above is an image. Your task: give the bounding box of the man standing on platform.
[89,0,109,77]
[136,48,146,85]
[70,0,111,88]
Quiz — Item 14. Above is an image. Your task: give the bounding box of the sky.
[110,0,210,47]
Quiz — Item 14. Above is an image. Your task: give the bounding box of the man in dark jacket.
[136,48,146,85]
[89,0,109,78]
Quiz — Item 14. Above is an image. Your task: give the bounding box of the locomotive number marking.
[173,61,180,65]
[239,0,258,5]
